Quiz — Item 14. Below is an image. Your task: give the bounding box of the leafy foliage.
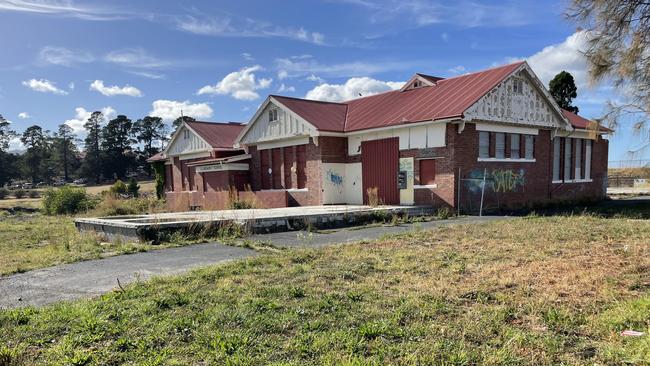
[153,162,166,200]
[42,186,95,215]
[127,178,140,198]
[549,71,579,113]
[109,180,128,196]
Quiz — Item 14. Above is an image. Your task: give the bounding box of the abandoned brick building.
[151,61,611,212]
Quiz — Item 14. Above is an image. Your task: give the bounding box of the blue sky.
[0,0,640,160]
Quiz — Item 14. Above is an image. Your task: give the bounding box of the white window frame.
[564,138,572,181]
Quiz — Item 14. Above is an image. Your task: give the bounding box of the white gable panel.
[240,101,317,145]
[167,126,210,156]
[464,69,565,129]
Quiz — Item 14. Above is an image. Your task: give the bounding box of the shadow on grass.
[492,197,650,219]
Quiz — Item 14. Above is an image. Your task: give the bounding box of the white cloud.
[21,78,68,95]
[278,84,296,93]
[68,82,75,90]
[89,80,143,97]
[241,52,254,61]
[65,106,116,135]
[0,0,127,21]
[197,65,272,101]
[276,57,412,79]
[128,70,165,79]
[104,48,170,69]
[150,100,213,122]
[18,112,30,119]
[448,65,466,74]
[335,0,537,28]
[524,31,590,89]
[8,137,25,152]
[176,14,326,45]
[38,46,94,66]
[278,70,289,80]
[306,74,326,84]
[305,77,404,102]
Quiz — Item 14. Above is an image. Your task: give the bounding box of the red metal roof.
[561,109,613,132]
[187,121,246,149]
[267,62,526,133]
[272,95,348,132]
[146,152,165,163]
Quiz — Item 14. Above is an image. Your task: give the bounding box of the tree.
[54,124,80,181]
[568,1,649,144]
[20,125,54,183]
[101,115,135,180]
[0,114,16,152]
[82,111,105,184]
[0,115,18,186]
[133,116,169,176]
[172,116,195,130]
[549,71,579,113]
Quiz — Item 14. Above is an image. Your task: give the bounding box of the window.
[524,135,534,159]
[513,78,524,94]
[575,139,582,180]
[268,108,279,122]
[419,159,436,185]
[412,80,422,88]
[495,133,505,158]
[479,132,490,158]
[552,137,561,181]
[564,138,572,180]
[585,140,592,180]
[510,134,520,159]
[183,129,190,139]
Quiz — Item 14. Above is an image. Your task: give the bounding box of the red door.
[362,137,399,205]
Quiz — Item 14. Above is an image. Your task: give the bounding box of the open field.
[84,180,155,195]
[1,214,648,365]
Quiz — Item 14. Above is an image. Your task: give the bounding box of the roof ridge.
[189,120,245,125]
[436,61,526,83]
[272,94,348,106]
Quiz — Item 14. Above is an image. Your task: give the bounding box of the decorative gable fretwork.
[166,126,210,156]
[464,70,565,129]
[239,101,316,144]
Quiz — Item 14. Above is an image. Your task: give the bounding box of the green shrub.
[109,180,128,197]
[42,186,95,215]
[127,178,140,198]
[13,189,26,199]
[94,195,165,216]
[153,162,166,200]
[0,188,7,199]
[28,190,39,198]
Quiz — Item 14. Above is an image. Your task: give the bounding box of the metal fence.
[608,159,650,169]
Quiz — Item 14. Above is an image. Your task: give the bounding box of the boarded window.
[585,140,592,180]
[272,148,283,189]
[283,146,294,189]
[510,134,520,159]
[564,138,572,180]
[575,139,582,180]
[479,131,490,158]
[524,135,535,159]
[495,133,505,158]
[552,137,561,181]
[296,144,307,189]
[419,159,436,185]
[260,149,271,189]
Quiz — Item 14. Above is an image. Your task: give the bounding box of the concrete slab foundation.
[74,205,437,243]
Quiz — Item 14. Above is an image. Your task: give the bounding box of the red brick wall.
[452,123,609,212]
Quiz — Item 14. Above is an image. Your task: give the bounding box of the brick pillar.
[172,157,182,192]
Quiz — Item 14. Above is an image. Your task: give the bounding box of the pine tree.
[83,111,105,184]
[101,115,135,180]
[549,71,579,113]
[133,116,169,176]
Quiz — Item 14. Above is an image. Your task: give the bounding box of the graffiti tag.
[327,169,343,186]
[491,169,525,193]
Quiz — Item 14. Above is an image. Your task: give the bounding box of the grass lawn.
[0,214,158,276]
[1,215,648,365]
